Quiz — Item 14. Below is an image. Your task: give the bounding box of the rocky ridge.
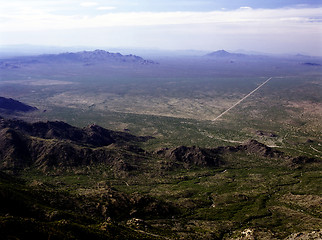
[0,117,319,172]
[0,49,157,69]
[156,139,318,169]
[0,117,152,172]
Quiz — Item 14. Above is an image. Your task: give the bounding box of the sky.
[0,0,322,55]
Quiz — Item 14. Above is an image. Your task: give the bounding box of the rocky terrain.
[156,139,316,170]
[0,116,320,239]
[0,170,173,240]
[0,116,318,174]
[0,117,153,172]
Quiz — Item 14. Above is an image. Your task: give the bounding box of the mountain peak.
[0,50,157,68]
[205,50,246,58]
[45,49,156,64]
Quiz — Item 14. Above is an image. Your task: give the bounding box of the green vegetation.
[9,149,319,239]
[0,54,321,239]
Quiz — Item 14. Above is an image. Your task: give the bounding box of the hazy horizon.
[2,44,322,58]
[1,0,322,56]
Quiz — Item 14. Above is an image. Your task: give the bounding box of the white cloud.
[80,2,99,7]
[239,6,252,10]
[1,5,321,31]
[97,6,116,11]
[0,2,321,55]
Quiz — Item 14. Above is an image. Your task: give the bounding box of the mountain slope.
[0,117,152,147]
[0,117,153,171]
[0,171,171,240]
[0,97,37,112]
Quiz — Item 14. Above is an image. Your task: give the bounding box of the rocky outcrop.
[289,156,320,165]
[156,140,291,169]
[236,139,284,158]
[156,145,224,168]
[255,130,278,138]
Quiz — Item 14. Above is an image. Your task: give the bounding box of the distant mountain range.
[1,49,321,71]
[0,50,157,69]
[203,50,322,67]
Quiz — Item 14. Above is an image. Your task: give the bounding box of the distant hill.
[205,50,246,58]
[0,97,37,112]
[0,50,157,69]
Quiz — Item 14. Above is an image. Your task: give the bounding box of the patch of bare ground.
[287,101,322,116]
[230,229,322,240]
[270,206,322,231]
[228,228,275,240]
[168,220,233,239]
[47,92,241,120]
[284,230,322,240]
[286,101,322,129]
[279,193,322,215]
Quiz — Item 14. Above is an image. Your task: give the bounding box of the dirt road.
[213,77,273,121]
